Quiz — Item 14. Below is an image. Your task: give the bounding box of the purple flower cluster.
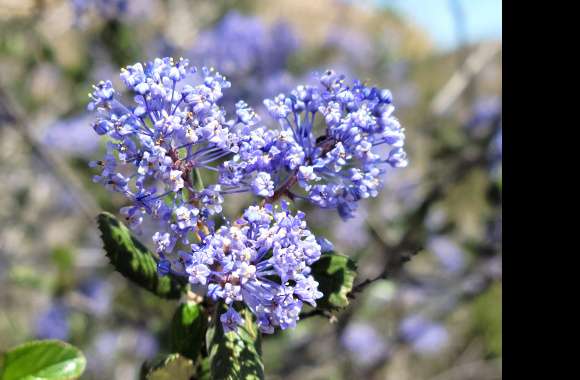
[226,69,408,219]
[88,58,245,251]
[88,57,408,332]
[177,202,322,333]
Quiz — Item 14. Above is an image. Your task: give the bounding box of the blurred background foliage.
[0,0,501,379]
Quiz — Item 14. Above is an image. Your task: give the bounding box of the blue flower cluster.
[178,202,322,333]
[88,58,240,245]
[225,69,408,219]
[88,57,407,333]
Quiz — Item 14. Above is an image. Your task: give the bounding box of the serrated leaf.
[196,357,211,380]
[170,302,206,360]
[311,252,357,310]
[0,340,86,380]
[206,305,264,380]
[97,212,186,299]
[140,353,195,380]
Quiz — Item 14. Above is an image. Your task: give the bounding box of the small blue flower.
[220,307,244,333]
[157,259,171,276]
[316,236,334,253]
[251,172,275,197]
[186,263,211,285]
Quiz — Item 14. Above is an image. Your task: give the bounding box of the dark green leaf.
[0,340,86,380]
[170,302,206,360]
[140,353,195,380]
[196,357,211,380]
[206,304,264,380]
[97,212,186,299]
[311,252,357,310]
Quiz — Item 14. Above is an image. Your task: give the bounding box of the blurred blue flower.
[465,97,501,136]
[88,331,120,373]
[325,27,375,71]
[425,208,448,232]
[341,322,389,366]
[35,300,70,340]
[134,330,159,359]
[79,278,113,317]
[427,236,466,274]
[42,115,100,157]
[490,125,502,176]
[399,315,449,355]
[464,98,502,176]
[190,11,297,79]
[188,10,299,106]
[71,0,128,21]
[464,97,502,177]
[491,127,502,157]
[332,206,369,251]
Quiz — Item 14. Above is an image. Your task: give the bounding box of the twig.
[300,308,336,322]
[347,253,414,299]
[430,42,501,116]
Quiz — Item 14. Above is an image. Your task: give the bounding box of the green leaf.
[471,282,502,357]
[51,247,74,272]
[206,304,264,380]
[170,302,206,360]
[191,168,204,192]
[0,340,86,380]
[140,353,195,380]
[311,252,357,310]
[196,357,211,380]
[97,212,187,299]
